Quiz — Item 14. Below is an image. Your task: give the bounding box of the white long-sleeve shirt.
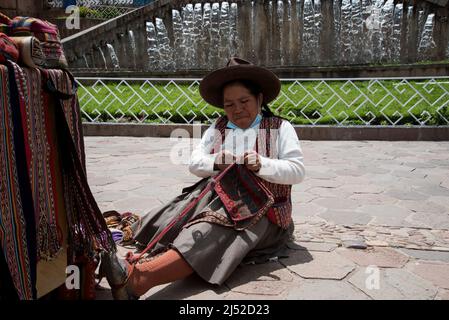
[189,119,305,185]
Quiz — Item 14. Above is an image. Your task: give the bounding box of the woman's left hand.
[242,150,261,172]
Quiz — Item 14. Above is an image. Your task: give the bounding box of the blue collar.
[226,114,262,130]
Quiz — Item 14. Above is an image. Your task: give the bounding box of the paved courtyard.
[86,137,449,300]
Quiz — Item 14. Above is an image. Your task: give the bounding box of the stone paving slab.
[435,289,449,300]
[222,292,288,300]
[142,276,228,300]
[336,247,409,268]
[286,279,371,300]
[398,248,449,263]
[405,261,449,290]
[348,268,438,300]
[85,137,449,300]
[318,209,373,225]
[286,241,338,252]
[281,250,355,280]
[223,262,296,297]
[313,197,362,210]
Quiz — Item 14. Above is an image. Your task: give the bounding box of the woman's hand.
[242,150,261,172]
[214,150,236,171]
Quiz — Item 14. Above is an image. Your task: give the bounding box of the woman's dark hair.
[221,79,275,117]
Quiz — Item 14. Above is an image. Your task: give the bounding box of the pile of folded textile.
[0,12,67,69]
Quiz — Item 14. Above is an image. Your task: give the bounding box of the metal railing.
[75,77,449,126]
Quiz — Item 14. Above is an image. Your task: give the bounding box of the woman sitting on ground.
[100,57,306,300]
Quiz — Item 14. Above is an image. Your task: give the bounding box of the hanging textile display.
[0,12,114,299]
[44,68,115,257]
[44,69,115,300]
[1,62,115,300]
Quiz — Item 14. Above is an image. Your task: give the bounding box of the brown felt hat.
[199,57,281,108]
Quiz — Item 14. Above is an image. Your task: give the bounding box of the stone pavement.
[86,137,449,300]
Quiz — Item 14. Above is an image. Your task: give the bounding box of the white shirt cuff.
[256,156,275,177]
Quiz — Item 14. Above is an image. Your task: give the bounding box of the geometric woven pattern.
[76,77,449,126]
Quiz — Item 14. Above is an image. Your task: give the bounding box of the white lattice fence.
[75,77,449,126]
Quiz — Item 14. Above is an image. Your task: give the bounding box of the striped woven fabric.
[0,64,34,300]
[10,63,62,260]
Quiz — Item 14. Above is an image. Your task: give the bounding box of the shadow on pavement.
[145,247,313,300]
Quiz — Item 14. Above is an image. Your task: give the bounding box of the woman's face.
[222,82,262,129]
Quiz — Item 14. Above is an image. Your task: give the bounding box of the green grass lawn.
[77,78,449,125]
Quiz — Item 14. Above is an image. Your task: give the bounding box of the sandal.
[99,251,139,300]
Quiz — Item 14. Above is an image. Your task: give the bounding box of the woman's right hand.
[213,150,236,171]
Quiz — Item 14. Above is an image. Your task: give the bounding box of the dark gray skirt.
[130,177,293,285]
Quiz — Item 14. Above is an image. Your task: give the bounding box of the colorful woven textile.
[10,63,62,260]
[17,66,113,259]
[10,36,45,68]
[1,62,114,299]
[0,33,19,63]
[9,16,68,69]
[43,68,114,255]
[0,63,35,300]
[213,164,275,230]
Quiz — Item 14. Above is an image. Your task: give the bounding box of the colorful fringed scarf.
[10,63,62,260]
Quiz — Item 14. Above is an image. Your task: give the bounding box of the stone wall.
[0,0,43,18]
[60,0,449,72]
[46,17,106,39]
